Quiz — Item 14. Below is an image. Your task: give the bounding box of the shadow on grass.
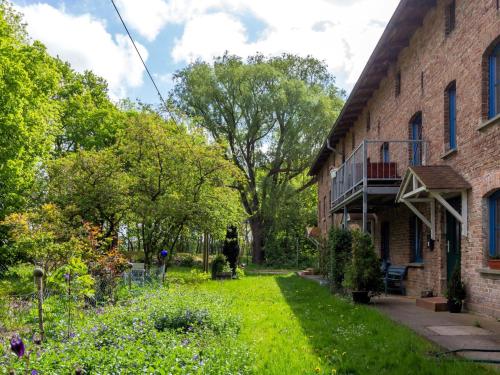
[274,274,495,375]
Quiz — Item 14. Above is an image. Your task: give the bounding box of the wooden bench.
[384,265,408,295]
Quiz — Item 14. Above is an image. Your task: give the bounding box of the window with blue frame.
[446,82,457,150]
[410,215,423,263]
[489,44,500,119]
[489,191,500,257]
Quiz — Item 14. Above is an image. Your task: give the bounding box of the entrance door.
[446,199,461,282]
[411,113,423,166]
[381,222,390,261]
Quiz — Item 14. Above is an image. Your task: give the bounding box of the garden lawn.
[194,271,497,375]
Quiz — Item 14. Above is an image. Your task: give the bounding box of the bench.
[383,265,408,295]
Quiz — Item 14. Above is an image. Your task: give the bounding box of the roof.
[309,0,437,176]
[407,165,471,190]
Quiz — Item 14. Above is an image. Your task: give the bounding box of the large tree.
[172,54,343,263]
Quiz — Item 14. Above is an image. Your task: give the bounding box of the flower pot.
[352,291,370,304]
[487,259,500,270]
[447,300,462,313]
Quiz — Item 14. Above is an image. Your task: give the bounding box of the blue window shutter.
[490,192,500,256]
[449,87,456,149]
[489,53,497,119]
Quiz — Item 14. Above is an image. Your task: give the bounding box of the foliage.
[1,204,90,272]
[446,265,466,303]
[46,257,94,299]
[325,227,352,291]
[0,1,60,225]
[172,53,344,263]
[0,263,35,297]
[222,226,240,274]
[211,254,228,279]
[343,230,382,293]
[1,287,251,374]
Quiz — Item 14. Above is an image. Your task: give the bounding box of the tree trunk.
[250,216,265,264]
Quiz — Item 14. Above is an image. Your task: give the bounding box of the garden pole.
[33,268,45,342]
[127,262,133,291]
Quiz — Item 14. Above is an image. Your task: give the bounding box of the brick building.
[310,0,500,316]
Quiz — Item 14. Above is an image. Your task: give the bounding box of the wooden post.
[33,268,45,342]
[203,233,209,273]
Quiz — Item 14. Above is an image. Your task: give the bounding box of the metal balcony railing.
[331,140,428,209]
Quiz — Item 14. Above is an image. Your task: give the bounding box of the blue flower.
[31,370,39,375]
[10,335,25,357]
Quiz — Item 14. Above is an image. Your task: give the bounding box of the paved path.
[297,272,500,364]
[372,296,500,363]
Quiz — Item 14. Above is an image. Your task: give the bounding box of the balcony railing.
[331,140,428,209]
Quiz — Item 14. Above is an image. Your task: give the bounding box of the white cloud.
[17,3,147,99]
[116,0,399,90]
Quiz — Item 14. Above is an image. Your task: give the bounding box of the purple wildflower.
[31,370,39,375]
[64,273,70,281]
[10,335,25,357]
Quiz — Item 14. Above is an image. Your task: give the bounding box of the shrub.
[446,265,466,303]
[211,254,227,279]
[222,226,239,274]
[153,308,210,332]
[326,228,352,291]
[343,230,382,293]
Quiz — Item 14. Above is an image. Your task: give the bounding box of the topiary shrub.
[222,226,239,275]
[343,230,382,293]
[326,227,352,292]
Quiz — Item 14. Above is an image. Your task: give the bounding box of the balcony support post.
[362,140,368,233]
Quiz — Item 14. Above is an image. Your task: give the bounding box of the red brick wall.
[316,0,500,316]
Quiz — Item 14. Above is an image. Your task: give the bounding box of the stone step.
[416,297,448,312]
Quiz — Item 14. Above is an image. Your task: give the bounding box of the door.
[381,222,390,261]
[446,199,461,282]
[411,113,423,166]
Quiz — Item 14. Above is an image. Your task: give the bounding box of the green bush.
[326,228,352,292]
[211,254,227,279]
[343,230,382,293]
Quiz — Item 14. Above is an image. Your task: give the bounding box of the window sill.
[478,114,500,131]
[477,268,500,278]
[407,262,424,268]
[441,148,457,159]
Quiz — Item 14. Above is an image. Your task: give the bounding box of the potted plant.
[487,255,500,270]
[343,230,383,303]
[446,265,466,313]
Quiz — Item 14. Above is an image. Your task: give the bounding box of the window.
[445,82,457,150]
[445,0,456,36]
[395,71,401,97]
[366,111,371,131]
[489,43,500,118]
[380,142,390,163]
[489,191,500,256]
[410,215,423,263]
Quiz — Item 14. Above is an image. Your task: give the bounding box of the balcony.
[331,140,428,216]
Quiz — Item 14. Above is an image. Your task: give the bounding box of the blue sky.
[13,0,400,105]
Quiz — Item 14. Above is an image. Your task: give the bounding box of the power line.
[110,0,168,109]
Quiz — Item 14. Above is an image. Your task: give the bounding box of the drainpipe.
[326,138,342,156]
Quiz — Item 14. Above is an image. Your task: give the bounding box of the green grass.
[192,271,497,375]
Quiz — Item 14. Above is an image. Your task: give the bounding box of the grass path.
[194,273,497,375]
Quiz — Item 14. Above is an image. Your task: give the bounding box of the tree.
[222,226,239,274]
[120,109,243,267]
[172,53,343,263]
[47,149,130,250]
[0,1,60,221]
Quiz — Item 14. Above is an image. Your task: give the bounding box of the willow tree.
[172,54,343,263]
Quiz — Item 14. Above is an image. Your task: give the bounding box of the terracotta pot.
[352,291,370,304]
[487,259,500,270]
[447,300,462,313]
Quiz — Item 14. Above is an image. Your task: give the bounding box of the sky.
[12,0,400,104]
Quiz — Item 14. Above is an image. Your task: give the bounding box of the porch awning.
[396,165,471,239]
